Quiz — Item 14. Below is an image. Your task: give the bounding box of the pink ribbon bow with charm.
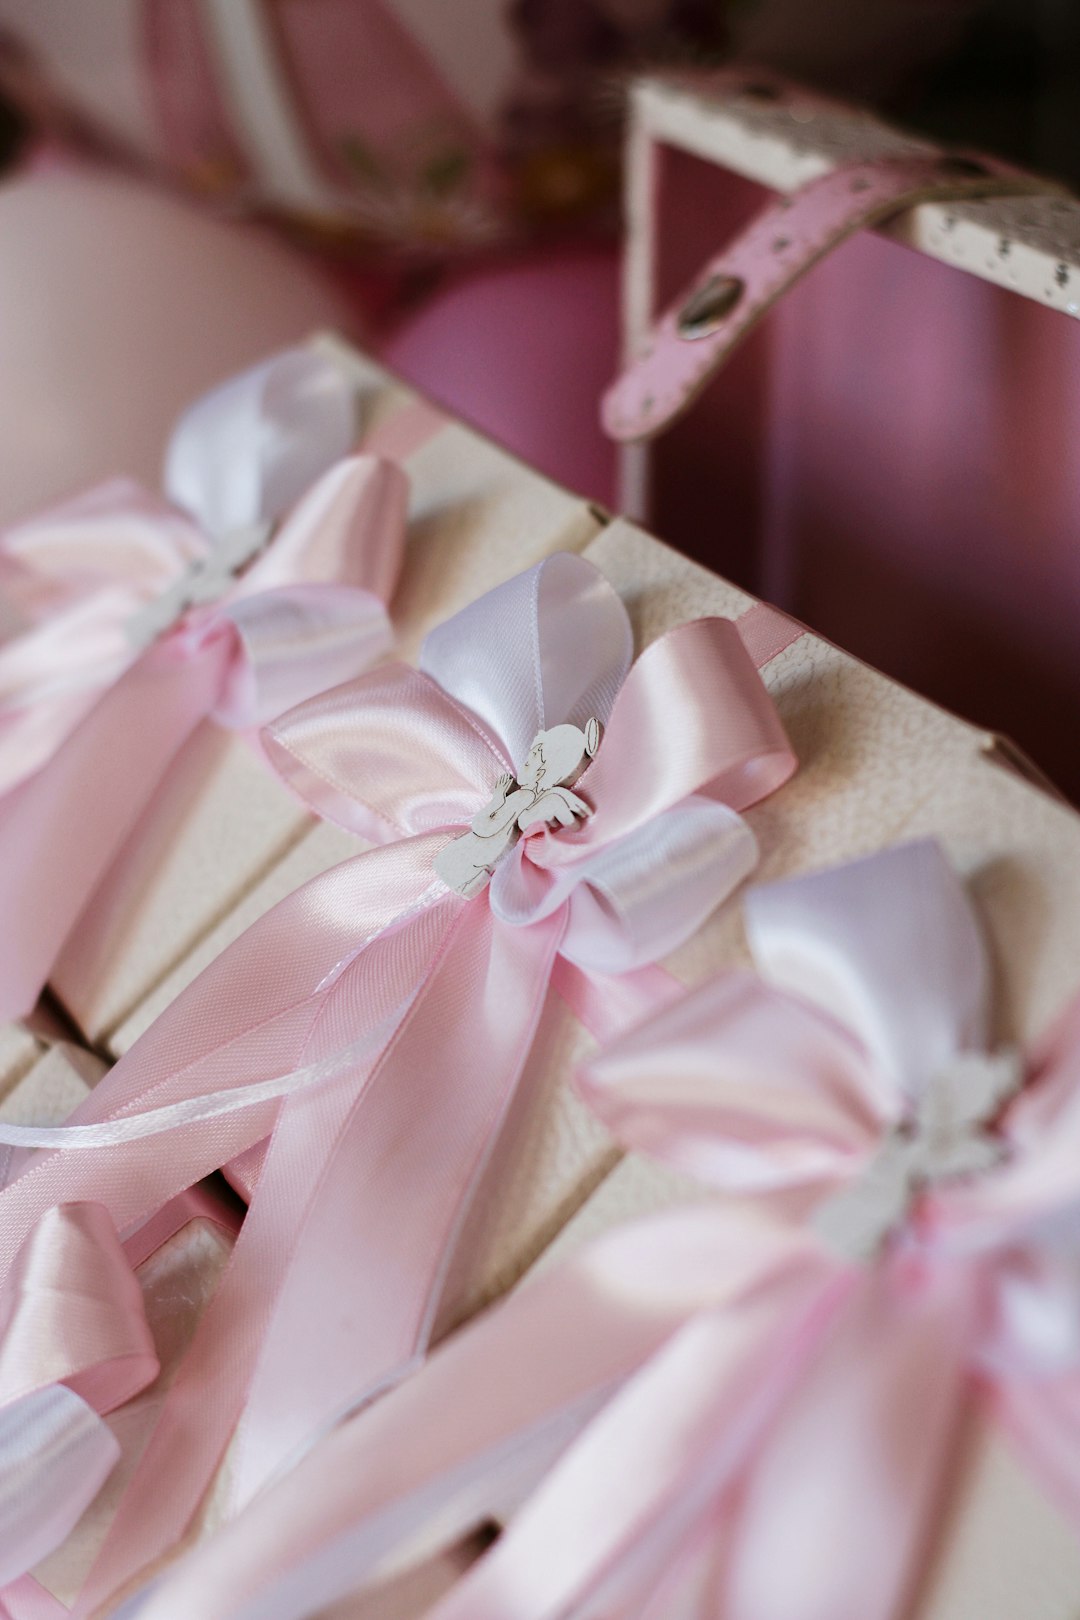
[0,345,408,1018]
[0,553,794,1617]
[125,838,1080,1620]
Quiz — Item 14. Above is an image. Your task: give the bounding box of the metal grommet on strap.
[677,275,745,340]
[602,149,1059,443]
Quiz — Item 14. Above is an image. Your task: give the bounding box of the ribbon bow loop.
[164,345,358,540]
[487,613,796,971]
[0,347,409,1019]
[211,454,406,731]
[0,1202,158,1588]
[419,552,634,767]
[580,839,1035,1261]
[746,839,994,1107]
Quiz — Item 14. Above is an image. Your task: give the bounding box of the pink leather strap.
[603,154,1055,442]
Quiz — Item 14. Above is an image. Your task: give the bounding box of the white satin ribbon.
[0,1383,121,1587]
[165,346,358,541]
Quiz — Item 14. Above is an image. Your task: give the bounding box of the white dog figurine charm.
[435,718,601,898]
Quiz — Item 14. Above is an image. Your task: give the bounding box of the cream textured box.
[108,518,1055,1363]
[48,334,602,1054]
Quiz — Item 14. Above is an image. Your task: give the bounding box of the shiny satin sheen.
[0,554,795,1616]
[0,346,408,1016]
[0,1203,157,1589]
[126,840,1080,1620]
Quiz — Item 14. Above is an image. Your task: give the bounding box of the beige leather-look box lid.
[543,525,1080,1620]
[48,334,603,1054]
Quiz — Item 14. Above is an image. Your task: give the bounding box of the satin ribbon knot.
[124,522,271,651]
[0,552,795,1617]
[812,1047,1024,1261]
[434,717,602,898]
[0,344,410,1017]
[125,839,1080,1620]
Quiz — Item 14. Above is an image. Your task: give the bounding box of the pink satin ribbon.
[0,346,408,1018]
[127,839,1080,1620]
[0,1203,156,1591]
[0,553,794,1616]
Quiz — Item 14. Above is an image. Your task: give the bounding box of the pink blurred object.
[0,0,511,255]
[0,161,349,525]
[0,2,723,256]
[381,247,619,506]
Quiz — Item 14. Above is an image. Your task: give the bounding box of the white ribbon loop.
[420,551,634,768]
[743,842,1025,1262]
[164,347,358,540]
[128,346,362,652]
[494,797,760,974]
[0,1383,121,1586]
[745,840,994,1115]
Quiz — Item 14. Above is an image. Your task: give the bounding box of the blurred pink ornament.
[0,160,349,525]
[0,0,516,256]
[380,246,619,506]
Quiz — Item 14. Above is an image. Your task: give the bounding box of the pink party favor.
[129,840,1080,1620]
[0,551,795,1615]
[0,342,409,1021]
[48,334,604,1055]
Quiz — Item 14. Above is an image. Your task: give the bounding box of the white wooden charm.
[125,522,271,651]
[812,1048,1023,1262]
[435,717,602,899]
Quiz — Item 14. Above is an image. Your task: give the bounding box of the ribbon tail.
[69,889,534,1615]
[551,956,685,1047]
[229,903,566,1503]
[724,1262,976,1620]
[120,1208,813,1620]
[993,1371,1080,1535]
[0,838,444,1277]
[423,1272,839,1620]
[0,632,233,1018]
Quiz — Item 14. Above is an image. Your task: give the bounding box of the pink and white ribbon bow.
[0,554,794,1617]
[0,1202,157,1591]
[124,838,1080,1620]
[0,345,407,1017]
